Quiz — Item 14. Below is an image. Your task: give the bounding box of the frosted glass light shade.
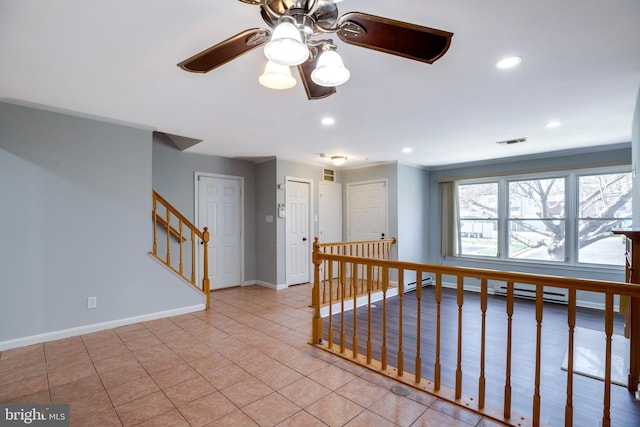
[311,49,350,87]
[259,61,296,90]
[264,21,309,66]
[331,156,347,166]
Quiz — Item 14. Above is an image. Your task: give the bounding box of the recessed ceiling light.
[402,147,413,153]
[544,121,562,128]
[496,56,522,70]
[321,117,335,126]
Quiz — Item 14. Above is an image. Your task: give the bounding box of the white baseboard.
[254,280,288,290]
[0,304,205,352]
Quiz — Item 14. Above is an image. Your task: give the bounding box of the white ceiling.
[1,0,639,168]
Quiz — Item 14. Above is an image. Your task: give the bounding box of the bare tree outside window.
[577,173,632,264]
[508,178,566,261]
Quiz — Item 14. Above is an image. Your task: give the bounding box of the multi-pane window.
[508,178,566,261]
[450,168,632,266]
[577,172,632,265]
[457,183,498,256]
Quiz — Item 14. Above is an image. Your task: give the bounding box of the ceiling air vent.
[496,137,527,145]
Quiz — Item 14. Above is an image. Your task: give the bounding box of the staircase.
[151,190,211,309]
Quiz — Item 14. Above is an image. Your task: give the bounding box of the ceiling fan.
[178,0,453,100]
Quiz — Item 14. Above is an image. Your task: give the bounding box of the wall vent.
[323,168,335,182]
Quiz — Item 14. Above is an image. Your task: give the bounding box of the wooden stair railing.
[151,190,210,309]
[315,238,397,305]
[311,238,640,427]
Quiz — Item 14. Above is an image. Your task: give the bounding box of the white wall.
[633,86,640,225]
[0,102,203,348]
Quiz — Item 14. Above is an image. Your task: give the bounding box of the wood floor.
[323,286,640,427]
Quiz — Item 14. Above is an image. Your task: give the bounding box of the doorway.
[286,178,312,286]
[196,173,243,290]
[347,180,388,241]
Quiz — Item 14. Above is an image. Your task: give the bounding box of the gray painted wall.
[0,102,203,344]
[152,137,257,282]
[397,163,429,263]
[255,159,277,285]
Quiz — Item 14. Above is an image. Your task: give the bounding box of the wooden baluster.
[352,258,359,359]
[340,262,347,354]
[565,288,576,427]
[190,230,195,284]
[504,281,514,420]
[455,275,464,400]
[165,209,171,265]
[381,266,389,370]
[435,272,442,391]
[201,227,210,310]
[602,293,614,427]
[352,244,357,297]
[327,258,335,350]
[397,269,405,377]
[366,264,373,364]
[324,246,329,303]
[533,285,543,425]
[178,221,184,275]
[312,238,323,345]
[152,196,158,256]
[415,270,423,383]
[478,278,487,409]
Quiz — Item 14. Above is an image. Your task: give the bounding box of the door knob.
[302,237,307,242]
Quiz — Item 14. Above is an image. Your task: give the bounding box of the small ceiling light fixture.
[321,117,335,126]
[311,43,350,87]
[264,16,309,66]
[544,121,562,128]
[402,147,413,153]
[258,61,296,89]
[331,155,347,166]
[496,56,522,70]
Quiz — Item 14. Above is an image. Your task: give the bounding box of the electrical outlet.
[87,297,97,309]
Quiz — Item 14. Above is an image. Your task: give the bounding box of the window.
[577,172,632,265]
[508,178,566,261]
[446,167,632,267]
[457,182,498,256]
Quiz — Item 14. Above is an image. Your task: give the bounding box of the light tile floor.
[0,284,508,426]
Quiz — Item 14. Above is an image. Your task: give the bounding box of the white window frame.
[451,165,632,268]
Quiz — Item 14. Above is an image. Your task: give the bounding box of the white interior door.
[348,180,387,241]
[197,174,242,290]
[319,182,342,243]
[286,179,310,286]
[319,182,342,279]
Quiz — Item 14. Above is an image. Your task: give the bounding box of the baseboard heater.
[404,276,433,293]
[494,283,568,304]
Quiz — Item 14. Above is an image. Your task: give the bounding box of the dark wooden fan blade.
[297,52,337,100]
[178,28,270,73]
[337,12,453,64]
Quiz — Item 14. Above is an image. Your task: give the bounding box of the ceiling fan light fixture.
[311,47,350,87]
[259,61,296,90]
[264,18,309,66]
[331,155,347,166]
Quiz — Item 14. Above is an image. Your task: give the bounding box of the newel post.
[202,227,210,309]
[312,237,323,345]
